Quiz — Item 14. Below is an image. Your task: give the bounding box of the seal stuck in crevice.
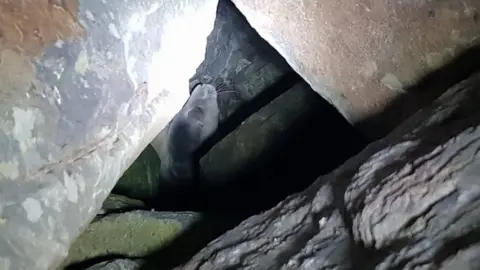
[159,83,220,183]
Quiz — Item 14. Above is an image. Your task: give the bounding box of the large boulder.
[0,0,219,269]
[231,0,480,138]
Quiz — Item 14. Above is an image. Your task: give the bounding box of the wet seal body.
[160,83,219,182]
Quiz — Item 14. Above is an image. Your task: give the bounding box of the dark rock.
[232,0,480,139]
[177,72,480,269]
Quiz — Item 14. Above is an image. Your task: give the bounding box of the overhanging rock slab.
[232,0,480,138]
[0,0,219,269]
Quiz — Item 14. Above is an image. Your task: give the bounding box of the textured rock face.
[177,71,480,270]
[0,0,219,269]
[62,210,199,268]
[231,0,480,138]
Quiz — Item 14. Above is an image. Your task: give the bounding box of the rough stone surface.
[62,210,200,268]
[232,0,480,138]
[178,72,480,269]
[85,259,142,270]
[0,0,219,269]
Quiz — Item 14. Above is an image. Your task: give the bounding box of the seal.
[160,83,220,182]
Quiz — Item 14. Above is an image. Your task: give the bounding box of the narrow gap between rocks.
[63,1,368,269]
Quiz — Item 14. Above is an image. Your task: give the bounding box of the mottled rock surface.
[178,72,480,269]
[85,259,141,270]
[62,210,200,269]
[232,0,480,138]
[0,0,219,269]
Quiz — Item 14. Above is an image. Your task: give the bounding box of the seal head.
[160,83,219,182]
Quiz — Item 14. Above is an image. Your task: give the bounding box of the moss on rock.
[113,145,162,201]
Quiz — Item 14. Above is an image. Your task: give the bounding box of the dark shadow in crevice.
[198,70,301,160]
[360,43,480,139]
[325,44,480,269]
[147,79,367,213]
[140,83,368,270]
[145,70,302,212]
[431,228,480,268]
[65,254,133,270]
[137,213,244,270]
[138,42,480,270]
[196,86,367,213]
[133,7,480,270]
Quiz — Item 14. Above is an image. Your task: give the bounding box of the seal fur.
[160,83,220,182]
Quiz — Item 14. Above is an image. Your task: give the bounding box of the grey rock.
[62,210,200,268]
[85,259,141,270]
[178,72,480,269]
[0,0,219,269]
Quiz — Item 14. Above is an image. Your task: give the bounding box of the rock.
[198,80,365,210]
[0,0,219,268]
[85,259,141,270]
[61,211,200,269]
[98,194,147,216]
[177,72,480,269]
[231,0,480,138]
